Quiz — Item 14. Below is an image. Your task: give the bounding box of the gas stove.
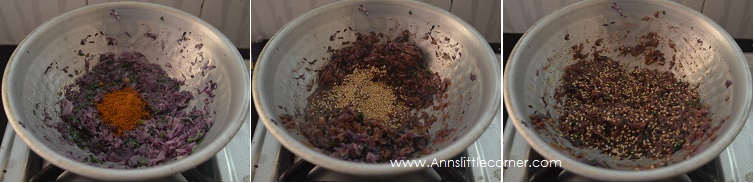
[0,111,251,181]
[250,110,503,181]
[501,116,753,181]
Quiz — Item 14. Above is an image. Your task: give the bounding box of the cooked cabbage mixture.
[53,52,215,168]
[280,30,451,163]
[530,33,717,168]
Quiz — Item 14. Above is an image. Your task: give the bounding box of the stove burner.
[26,155,222,182]
[522,129,724,182]
[502,117,739,182]
[252,108,503,182]
[275,147,473,181]
[525,164,721,182]
[0,109,252,181]
[29,164,64,182]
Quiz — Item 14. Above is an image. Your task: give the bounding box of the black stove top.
[273,148,474,181]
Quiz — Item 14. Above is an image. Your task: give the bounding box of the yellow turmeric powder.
[95,87,150,135]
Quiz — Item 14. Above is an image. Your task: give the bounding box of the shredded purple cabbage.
[54,51,215,168]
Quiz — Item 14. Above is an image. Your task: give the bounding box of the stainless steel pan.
[253,0,500,176]
[2,2,249,180]
[504,0,751,181]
